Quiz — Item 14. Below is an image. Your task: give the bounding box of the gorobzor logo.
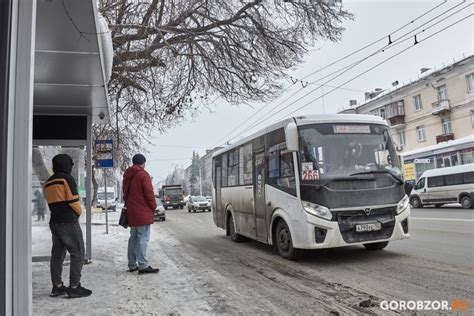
[380,300,470,312]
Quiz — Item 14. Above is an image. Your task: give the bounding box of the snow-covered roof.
[340,54,474,113]
[400,135,474,158]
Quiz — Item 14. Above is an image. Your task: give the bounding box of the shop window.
[461,151,474,164]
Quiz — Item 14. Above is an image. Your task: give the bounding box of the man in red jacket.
[122,154,159,274]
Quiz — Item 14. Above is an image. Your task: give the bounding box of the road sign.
[95,139,114,168]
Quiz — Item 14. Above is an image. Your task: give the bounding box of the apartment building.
[340,55,474,181]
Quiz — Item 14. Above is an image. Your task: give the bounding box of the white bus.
[211,114,410,259]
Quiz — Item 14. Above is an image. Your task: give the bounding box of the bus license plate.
[356,223,382,232]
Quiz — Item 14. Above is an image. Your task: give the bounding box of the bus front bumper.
[294,206,411,249]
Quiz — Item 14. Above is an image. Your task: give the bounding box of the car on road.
[154,197,166,221]
[97,187,117,211]
[410,163,474,209]
[187,195,211,212]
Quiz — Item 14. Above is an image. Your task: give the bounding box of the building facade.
[340,55,474,181]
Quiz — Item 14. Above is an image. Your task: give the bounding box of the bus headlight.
[302,201,332,221]
[396,195,409,214]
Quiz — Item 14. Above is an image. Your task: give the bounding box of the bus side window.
[267,142,296,194]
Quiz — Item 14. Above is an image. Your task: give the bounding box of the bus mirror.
[285,121,299,152]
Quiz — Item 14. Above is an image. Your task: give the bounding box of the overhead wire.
[223,5,472,144]
[214,1,467,147]
[209,1,450,148]
[255,14,474,131]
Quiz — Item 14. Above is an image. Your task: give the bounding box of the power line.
[214,1,468,147]
[260,15,473,130]
[210,1,449,148]
[298,0,449,81]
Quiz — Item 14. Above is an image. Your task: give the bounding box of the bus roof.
[212,114,387,158]
[419,163,474,178]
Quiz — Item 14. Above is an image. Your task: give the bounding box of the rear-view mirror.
[285,121,298,152]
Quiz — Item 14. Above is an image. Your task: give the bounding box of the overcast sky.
[144,0,473,184]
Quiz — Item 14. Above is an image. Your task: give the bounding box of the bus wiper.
[349,170,403,184]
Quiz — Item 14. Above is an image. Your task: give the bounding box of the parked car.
[410,163,474,209]
[187,195,211,212]
[154,197,166,221]
[97,187,117,211]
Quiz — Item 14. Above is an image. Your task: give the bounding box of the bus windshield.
[299,123,401,181]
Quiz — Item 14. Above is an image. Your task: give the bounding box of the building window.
[379,108,385,119]
[413,94,423,111]
[466,73,474,92]
[416,125,426,142]
[437,84,448,101]
[441,117,453,134]
[471,110,474,128]
[398,131,406,146]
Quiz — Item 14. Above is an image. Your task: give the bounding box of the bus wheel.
[410,196,423,208]
[228,213,244,242]
[460,196,472,209]
[275,220,300,260]
[363,241,389,251]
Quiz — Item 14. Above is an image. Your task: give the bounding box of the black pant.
[49,222,85,287]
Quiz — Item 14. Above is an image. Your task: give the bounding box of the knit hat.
[132,154,146,165]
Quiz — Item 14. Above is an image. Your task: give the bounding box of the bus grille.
[333,207,396,243]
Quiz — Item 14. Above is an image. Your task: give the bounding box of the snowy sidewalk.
[32,214,214,315]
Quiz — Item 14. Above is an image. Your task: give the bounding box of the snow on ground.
[33,211,213,315]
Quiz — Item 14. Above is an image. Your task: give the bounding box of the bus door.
[254,150,267,241]
[215,165,223,227]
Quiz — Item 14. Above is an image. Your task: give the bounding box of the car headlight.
[193,203,199,207]
[396,195,409,214]
[302,201,332,221]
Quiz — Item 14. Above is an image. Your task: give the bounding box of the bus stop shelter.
[1,0,112,314]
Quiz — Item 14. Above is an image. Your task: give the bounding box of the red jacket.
[122,165,157,227]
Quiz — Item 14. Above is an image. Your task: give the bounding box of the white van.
[410,164,474,209]
[97,187,117,211]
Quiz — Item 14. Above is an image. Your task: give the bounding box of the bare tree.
[97,0,351,169]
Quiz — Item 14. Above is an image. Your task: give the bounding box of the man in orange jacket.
[43,154,92,298]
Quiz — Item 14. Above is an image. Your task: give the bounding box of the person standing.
[122,154,159,274]
[32,189,46,221]
[43,154,92,298]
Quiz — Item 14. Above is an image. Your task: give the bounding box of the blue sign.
[95,139,114,168]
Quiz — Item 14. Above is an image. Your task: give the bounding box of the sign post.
[95,139,114,234]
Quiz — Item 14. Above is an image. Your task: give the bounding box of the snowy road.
[33,206,473,315]
[152,207,473,315]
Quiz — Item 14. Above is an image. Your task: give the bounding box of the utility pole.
[199,164,202,196]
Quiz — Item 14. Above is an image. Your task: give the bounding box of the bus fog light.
[396,195,409,214]
[302,201,332,221]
